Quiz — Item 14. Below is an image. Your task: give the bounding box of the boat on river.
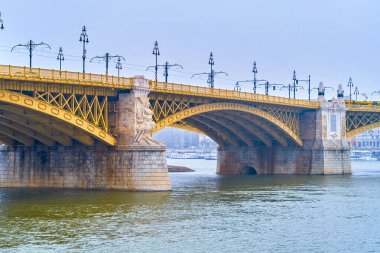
[351,150,377,161]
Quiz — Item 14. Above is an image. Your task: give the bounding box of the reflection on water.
[0,160,380,252]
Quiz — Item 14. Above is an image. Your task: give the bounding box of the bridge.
[0,64,379,190]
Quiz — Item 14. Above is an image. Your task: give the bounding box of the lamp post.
[287,83,291,98]
[208,52,215,88]
[152,41,160,82]
[258,81,284,96]
[192,52,227,88]
[57,47,64,71]
[297,75,311,101]
[237,61,268,94]
[162,61,183,83]
[11,40,51,68]
[147,61,183,83]
[354,86,359,101]
[292,70,298,99]
[0,12,4,30]
[79,26,89,73]
[252,61,257,93]
[234,82,241,91]
[115,56,124,77]
[91,53,125,76]
[281,83,304,98]
[347,77,354,102]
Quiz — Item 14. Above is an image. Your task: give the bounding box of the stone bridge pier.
[0,76,171,191]
[0,75,353,191]
[217,95,351,175]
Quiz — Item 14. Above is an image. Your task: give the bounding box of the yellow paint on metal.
[235,113,288,147]
[150,99,190,122]
[6,64,380,147]
[1,106,94,146]
[0,64,133,89]
[212,112,273,147]
[197,113,255,147]
[0,118,55,146]
[346,112,379,132]
[0,124,34,145]
[0,90,116,146]
[346,122,380,138]
[0,110,73,146]
[151,81,320,109]
[153,102,303,147]
[33,91,109,131]
[183,118,227,147]
[165,122,206,135]
[193,115,241,147]
[0,65,318,112]
[346,103,380,112]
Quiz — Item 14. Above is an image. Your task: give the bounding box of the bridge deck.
[346,103,380,112]
[150,82,320,109]
[0,64,321,109]
[0,65,133,89]
[1,64,379,112]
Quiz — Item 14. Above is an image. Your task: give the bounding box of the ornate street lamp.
[57,47,64,71]
[79,26,89,73]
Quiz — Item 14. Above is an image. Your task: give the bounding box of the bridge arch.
[346,111,380,138]
[346,122,380,138]
[240,165,258,175]
[153,102,303,147]
[0,90,116,146]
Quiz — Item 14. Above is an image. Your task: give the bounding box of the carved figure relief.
[134,96,159,145]
[118,76,162,146]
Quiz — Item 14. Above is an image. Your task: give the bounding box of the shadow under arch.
[153,102,303,147]
[240,165,258,175]
[0,90,115,146]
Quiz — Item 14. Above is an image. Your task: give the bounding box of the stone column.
[310,99,351,174]
[302,83,351,174]
[116,76,171,190]
[0,76,171,191]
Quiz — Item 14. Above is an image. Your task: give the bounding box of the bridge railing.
[151,81,320,108]
[0,65,133,88]
[346,103,380,112]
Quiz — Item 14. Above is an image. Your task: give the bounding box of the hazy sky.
[1,0,379,99]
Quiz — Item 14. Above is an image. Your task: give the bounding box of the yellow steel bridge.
[0,64,378,147]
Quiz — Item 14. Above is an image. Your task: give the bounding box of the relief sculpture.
[118,76,162,146]
[134,96,161,145]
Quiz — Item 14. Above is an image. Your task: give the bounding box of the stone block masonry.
[0,145,171,191]
[0,75,172,191]
[217,145,351,175]
[0,78,353,190]
[217,95,352,176]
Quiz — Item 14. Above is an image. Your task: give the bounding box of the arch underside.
[0,90,115,146]
[153,103,303,148]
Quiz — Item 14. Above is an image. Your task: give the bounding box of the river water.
[0,160,380,252]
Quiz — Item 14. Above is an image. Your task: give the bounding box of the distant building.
[348,128,380,150]
[199,135,217,149]
[153,127,202,149]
